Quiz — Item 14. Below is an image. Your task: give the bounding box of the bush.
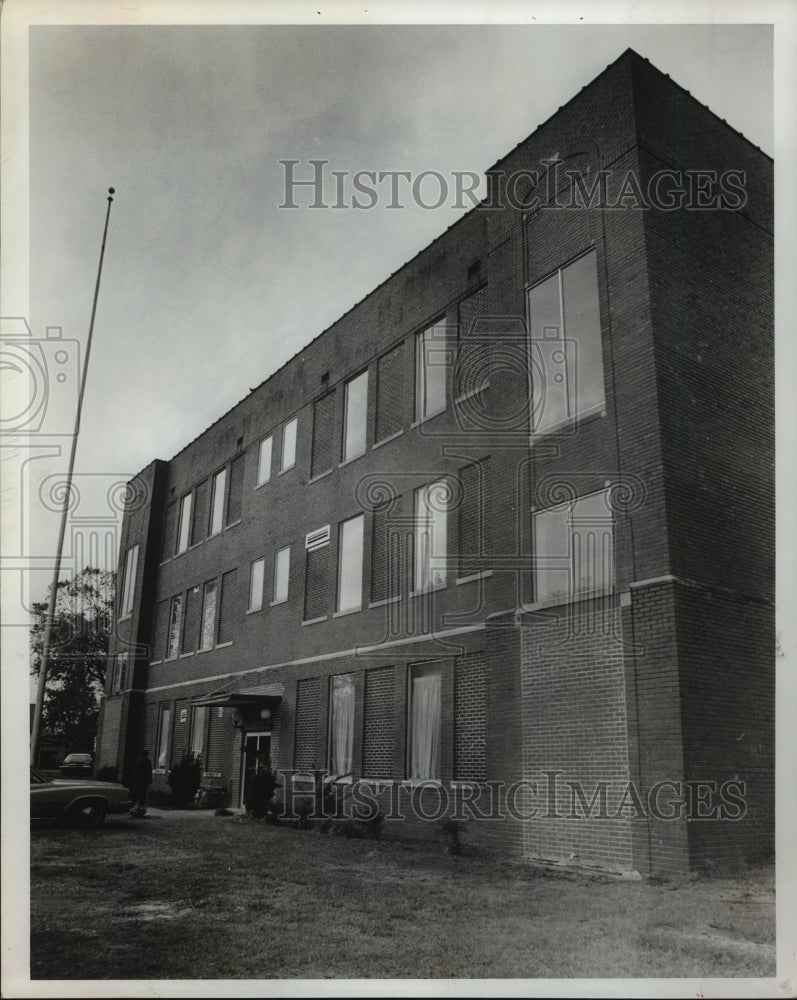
[96,766,118,783]
[244,765,281,820]
[166,751,203,807]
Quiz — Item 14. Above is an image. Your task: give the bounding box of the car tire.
[68,800,107,828]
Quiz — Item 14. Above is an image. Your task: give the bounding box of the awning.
[190,692,282,710]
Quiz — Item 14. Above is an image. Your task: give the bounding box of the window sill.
[196,645,215,655]
[179,651,194,659]
[149,659,162,666]
[246,605,263,615]
[409,581,447,598]
[254,478,271,491]
[339,449,367,469]
[278,464,295,477]
[302,615,328,627]
[215,640,233,649]
[453,381,490,405]
[410,406,446,430]
[368,595,401,608]
[333,606,361,618]
[531,404,606,440]
[372,428,404,450]
[401,779,443,788]
[455,569,493,586]
[118,613,132,623]
[206,529,223,540]
[308,468,334,484]
[159,557,172,567]
[517,588,615,614]
[270,598,288,607]
[224,519,241,532]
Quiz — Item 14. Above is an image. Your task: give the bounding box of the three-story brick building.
[97,49,774,876]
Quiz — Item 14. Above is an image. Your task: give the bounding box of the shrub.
[438,818,465,855]
[166,751,203,807]
[243,765,281,820]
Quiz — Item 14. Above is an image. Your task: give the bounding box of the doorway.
[240,732,271,809]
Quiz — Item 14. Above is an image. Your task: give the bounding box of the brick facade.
[97,50,773,876]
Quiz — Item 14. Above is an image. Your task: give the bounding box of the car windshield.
[64,755,91,763]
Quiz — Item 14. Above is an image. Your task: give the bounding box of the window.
[336,514,364,612]
[156,706,172,770]
[415,323,447,422]
[181,585,201,654]
[329,673,355,776]
[273,546,290,604]
[200,579,218,650]
[455,285,488,398]
[414,480,448,592]
[110,652,128,694]
[119,544,139,618]
[281,417,297,472]
[408,663,441,780]
[226,455,245,525]
[190,706,208,758]
[190,479,209,545]
[209,469,226,536]
[457,461,488,578]
[257,436,273,485]
[166,594,183,659]
[371,496,402,603]
[533,490,614,602]
[342,370,368,461]
[249,558,265,612]
[527,249,604,433]
[176,493,192,554]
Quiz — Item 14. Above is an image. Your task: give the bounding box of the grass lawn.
[30,810,775,981]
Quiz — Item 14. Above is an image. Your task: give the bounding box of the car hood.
[51,779,127,789]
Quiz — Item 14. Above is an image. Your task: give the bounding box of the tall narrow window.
[408,663,441,780]
[311,393,336,478]
[342,370,368,462]
[120,543,139,618]
[533,490,614,602]
[273,546,290,604]
[249,558,265,612]
[181,585,201,654]
[226,455,245,525]
[281,417,297,472]
[414,480,448,592]
[336,514,364,612]
[156,706,172,770]
[190,706,208,758]
[111,652,128,695]
[216,570,237,644]
[304,527,330,621]
[209,469,226,536]
[415,323,447,422]
[375,342,404,443]
[528,249,604,434]
[257,436,273,486]
[200,579,218,650]
[176,493,192,554]
[191,479,209,545]
[166,594,183,660]
[329,673,355,776]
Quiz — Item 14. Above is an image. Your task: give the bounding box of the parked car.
[30,766,131,828]
[59,753,94,778]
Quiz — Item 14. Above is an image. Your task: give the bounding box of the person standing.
[131,748,153,815]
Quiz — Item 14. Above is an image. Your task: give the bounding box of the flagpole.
[31,188,116,767]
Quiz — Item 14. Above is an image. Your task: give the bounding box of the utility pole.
[31,188,116,766]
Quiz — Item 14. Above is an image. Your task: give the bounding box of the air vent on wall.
[305,525,331,551]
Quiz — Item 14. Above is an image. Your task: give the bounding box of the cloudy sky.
[2,12,784,612]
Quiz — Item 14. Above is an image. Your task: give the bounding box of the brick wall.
[362,666,395,779]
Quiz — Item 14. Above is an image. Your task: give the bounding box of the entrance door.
[240,732,271,809]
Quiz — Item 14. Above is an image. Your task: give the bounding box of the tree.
[30,567,115,753]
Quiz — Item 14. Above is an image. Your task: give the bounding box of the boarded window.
[151,600,169,661]
[294,677,321,770]
[455,284,489,398]
[370,496,402,604]
[311,392,336,478]
[457,461,488,578]
[375,342,404,442]
[304,545,329,621]
[362,667,395,779]
[454,654,487,781]
[142,703,158,758]
[172,698,190,765]
[160,503,177,562]
[206,708,226,775]
[216,570,238,644]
